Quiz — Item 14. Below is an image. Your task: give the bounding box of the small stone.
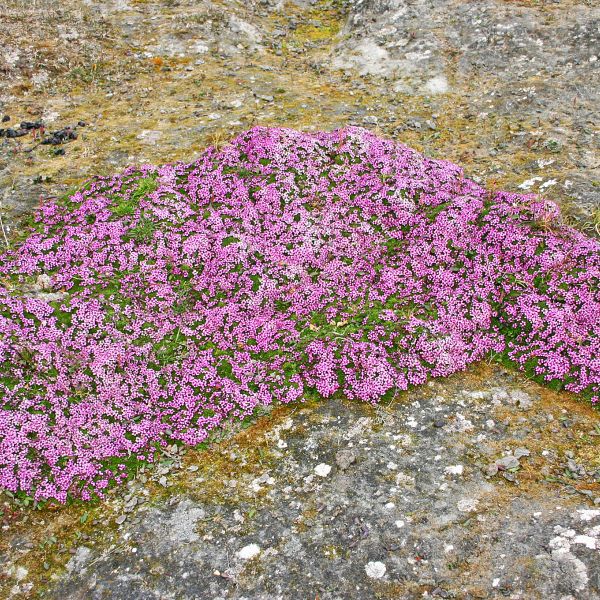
[514,448,530,459]
[314,463,332,477]
[433,419,446,428]
[363,115,378,125]
[124,496,138,512]
[115,514,127,525]
[496,455,520,470]
[512,390,533,410]
[237,543,260,560]
[158,475,168,487]
[445,465,464,476]
[365,561,386,579]
[255,472,273,484]
[35,274,52,291]
[406,118,422,130]
[335,449,357,470]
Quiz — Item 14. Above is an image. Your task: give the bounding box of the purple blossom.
[0,126,598,502]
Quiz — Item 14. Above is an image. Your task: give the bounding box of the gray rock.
[335,448,357,470]
[45,371,600,600]
[496,455,520,470]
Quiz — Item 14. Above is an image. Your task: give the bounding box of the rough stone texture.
[1,365,597,599]
[49,368,600,599]
[0,1,599,598]
[333,0,600,220]
[1,0,598,233]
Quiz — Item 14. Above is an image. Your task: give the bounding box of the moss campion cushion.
[0,127,598,502]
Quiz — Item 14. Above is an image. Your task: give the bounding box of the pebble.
[511,390,533,410]
[237,543,261,560]
[486,464,499,477]
[365,561,386,579]
[445,465,464,476]
[514,448,530,459]
[335,449,357,470]
[254,93,274,102]
[496,455,520,470]
[314,463,332,477]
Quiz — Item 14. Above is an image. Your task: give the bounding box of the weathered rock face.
[333,0,600,217]
[335,0,599,89]
[48,367,600,599]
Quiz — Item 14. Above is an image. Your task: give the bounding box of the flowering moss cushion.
[0,127,598,502]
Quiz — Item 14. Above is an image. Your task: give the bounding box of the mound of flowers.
[0,127,598,502]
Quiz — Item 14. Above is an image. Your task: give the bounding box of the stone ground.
[0,1,599,598]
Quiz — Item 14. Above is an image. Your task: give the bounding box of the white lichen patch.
[365,561,386,579]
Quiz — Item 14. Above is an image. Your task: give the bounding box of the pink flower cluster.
[0,127,598,502]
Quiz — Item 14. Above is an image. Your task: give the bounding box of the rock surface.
[2,365,599,599]
[1,0,598,230]
[49,369,600,598]
[333,0,600,220]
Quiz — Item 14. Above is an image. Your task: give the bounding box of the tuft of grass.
[110,175,158,217]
